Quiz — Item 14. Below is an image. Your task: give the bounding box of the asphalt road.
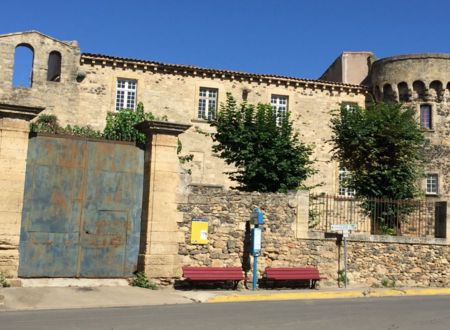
[1,295,449,330]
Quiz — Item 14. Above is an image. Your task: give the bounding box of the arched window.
[47,51,62,82]
[413,80,426,100]
[397,82,409,102]
[13,44,34,88]
[383,84,395,102]
[429,80,443,100]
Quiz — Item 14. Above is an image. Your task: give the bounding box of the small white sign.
[253,228,262,252]
[331,224,357,231]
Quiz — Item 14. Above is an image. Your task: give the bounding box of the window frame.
[419,104,432,130]
[426,174,438,195]
[197,87,218,120]
[338,168,355,198]
[271,94,289,126]
[115,78,137,111]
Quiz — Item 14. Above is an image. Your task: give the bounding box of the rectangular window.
[420,104,432,129]
[271,95,288,126]
[338,168,355,197]
[115,79,137,111]
[198,87,218,120]
[426,174,438,195]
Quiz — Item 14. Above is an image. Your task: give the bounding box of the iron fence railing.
[309,194,447,238]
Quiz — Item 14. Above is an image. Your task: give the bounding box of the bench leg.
[310,280,317,289]
[233,280,239,290]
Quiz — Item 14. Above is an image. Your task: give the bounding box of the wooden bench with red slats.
[182,266,244,290]
[264,267,324,289]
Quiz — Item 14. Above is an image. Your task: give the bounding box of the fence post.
[295,190,310,238]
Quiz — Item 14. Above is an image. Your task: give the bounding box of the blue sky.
[2,0,450,79]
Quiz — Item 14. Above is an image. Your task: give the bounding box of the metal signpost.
[251,208,264,291]
[330,224,356,288]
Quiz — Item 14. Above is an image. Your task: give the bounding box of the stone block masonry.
[178,185,450,288]
[0,104,43,278]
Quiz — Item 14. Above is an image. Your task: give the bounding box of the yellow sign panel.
[191,217,208,244]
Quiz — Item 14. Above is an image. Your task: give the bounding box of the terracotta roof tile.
[81,53,368,91]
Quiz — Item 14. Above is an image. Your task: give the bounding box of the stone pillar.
[136,120,191,280]
[0,103,43,278]
[295,190,310,238]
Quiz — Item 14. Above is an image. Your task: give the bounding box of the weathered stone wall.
[78,58,367,193]
[0,116,34,277]
[178,186,450,288]
[0,32,82,125]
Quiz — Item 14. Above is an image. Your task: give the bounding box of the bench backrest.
[265,267,321,280]
[182,266,244,281]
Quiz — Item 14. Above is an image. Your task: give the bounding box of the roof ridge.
[81,52,367,90]
[0,31,76,48]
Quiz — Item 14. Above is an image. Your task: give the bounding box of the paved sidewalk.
[0,286,196,311]
[2,285,450,311]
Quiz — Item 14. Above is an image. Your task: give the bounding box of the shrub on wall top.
[30,102,165,147]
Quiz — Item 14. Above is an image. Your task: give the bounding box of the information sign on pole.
[330,223,356,289]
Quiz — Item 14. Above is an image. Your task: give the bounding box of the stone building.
[1,31,450,284]
[0,31,369,195]
[1,31,448,197]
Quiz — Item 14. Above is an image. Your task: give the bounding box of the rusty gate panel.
[19,135,144,278]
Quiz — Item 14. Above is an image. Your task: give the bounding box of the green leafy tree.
[330,102,425,199]
[330,102,425,234]
[210,94,315,192]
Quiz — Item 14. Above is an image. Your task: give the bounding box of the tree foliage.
[210,94,315,192]
[103,102,159,146]
[30,114,102,138]
[330,102,425,199]
[31,102,166,147]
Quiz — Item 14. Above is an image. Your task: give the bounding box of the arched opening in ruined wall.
[398,82,409,102]
[429,80,443,101]
[383,84,395,102]
[413,80,426,100]
[13,44,34,88]
[47,51,62,82]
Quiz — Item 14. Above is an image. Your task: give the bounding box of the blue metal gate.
[18,135,144,278]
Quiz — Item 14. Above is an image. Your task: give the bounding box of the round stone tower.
[369,53,450,197]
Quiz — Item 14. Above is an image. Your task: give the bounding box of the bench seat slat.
[182,266,244,281]
[265,267,322,282]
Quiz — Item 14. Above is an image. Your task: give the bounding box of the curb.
[207,288,450,303]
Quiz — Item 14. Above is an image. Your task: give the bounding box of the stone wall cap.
[373,53,450,67]
[135,120,191,136]
[0,103,45,121]
[0,31,78,49]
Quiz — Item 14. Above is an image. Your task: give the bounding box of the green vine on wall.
[177,139,194,174]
